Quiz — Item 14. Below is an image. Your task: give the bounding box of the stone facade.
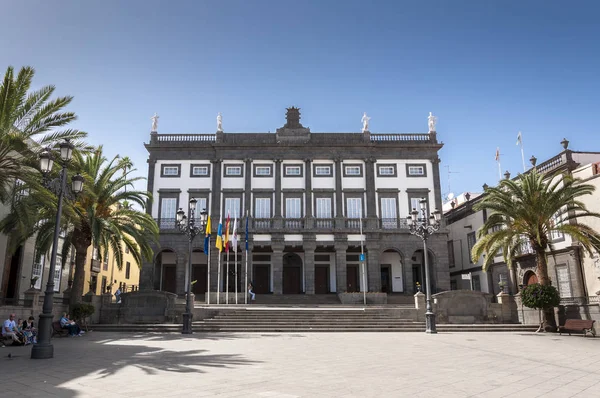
[141,108,449,301]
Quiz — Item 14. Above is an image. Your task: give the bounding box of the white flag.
[232,218,238,251]
[516,131,522,146]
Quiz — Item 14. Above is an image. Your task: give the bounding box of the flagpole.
[235,246,238,304]
[207,236,211,305]
[226,249,230,304]
[217,251,221,305]
[245,211,249,305]
[518,132,526,172]
[360,211,366,306]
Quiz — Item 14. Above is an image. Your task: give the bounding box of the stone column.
[405,261,414,295]
[176,251,187,296]
[431,156,443,216]
[211,160,222,221]
[304,238,316,295]
[364,158,377,221]
[272,238,284,294]
[210,248,221,293]
[334,158,343,218]
[274,159,282,218]
[304,158,313,218]
[366,241,381,292]
[244,158,252,216]
[335,241,347,293]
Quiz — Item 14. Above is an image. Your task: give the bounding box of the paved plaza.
[1,331,599,398]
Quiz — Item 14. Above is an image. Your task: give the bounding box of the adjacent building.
[141,107,450,300]
[445,140,600,300]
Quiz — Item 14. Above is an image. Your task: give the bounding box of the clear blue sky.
[2,0,599,198]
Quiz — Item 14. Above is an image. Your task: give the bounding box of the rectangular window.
[160,197,177,228]
[344,166,361,176]
[125,246,130,254]
[92,247,99,260]
[472,275,481,291]
[125,261,131,279]
[224,198,241,219]
[407,165,425,176]
[315,166,331,176]
[550,212,564,241]
[450,280,457,290]
[556,265,571,298]
[162,166,179,176]
[103,253,109,271]
[53,255,62,292]
[410,197,425,213]
[193,197,208,215]
[315,198,332,219]
[499,273,508,293]
[448,241,455,268]
[285,166,301,176]
[380,197,397,228]
[255,198,271,218]
[32,254,44,290]
[225,166,242,176]
[467,232,476,263]
[285,198,302,218]
[346,197,362,218]
[255,166,271,176]
[378,166,395,176]
[191,166,209,176]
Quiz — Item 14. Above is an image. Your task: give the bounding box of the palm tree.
[2,148,159,306]
[0,66,87,204]
[471,170,600,329]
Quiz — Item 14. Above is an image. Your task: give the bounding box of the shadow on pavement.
[2,331,263,397]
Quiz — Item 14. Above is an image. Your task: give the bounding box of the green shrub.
[71,303,95,322]
[521,283,560,310]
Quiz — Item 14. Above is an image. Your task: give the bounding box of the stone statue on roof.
[217,112,223,132]
[361,112,371,133]
[428,112,437,132]
[151,113,159,132]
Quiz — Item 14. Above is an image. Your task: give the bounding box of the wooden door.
[283,267,302,294]
[163,266,177,294]
[192,265,207,295]
[315,266,329,294]
[253,265,270,294]
[347,265,359,292]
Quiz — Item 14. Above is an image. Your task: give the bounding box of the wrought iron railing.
[156,218,177,230]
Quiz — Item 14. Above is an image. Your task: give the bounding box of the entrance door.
[283,267,302,294]
[192,265,207,295]
[315,266,329,294]
[381,266,391,293]
[526,272,538,285]
[412,264,422,291]
[163,266,177,294]
[253,265,270,294]
[347,265,359,292]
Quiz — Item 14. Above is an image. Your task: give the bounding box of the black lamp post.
[176,198,207,334]
[31,140,84,359]
[407,199,441,334]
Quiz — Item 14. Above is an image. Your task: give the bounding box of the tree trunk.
[70,243,90,309]
[534,243,557,332]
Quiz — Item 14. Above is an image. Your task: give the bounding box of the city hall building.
[139,107,450,301]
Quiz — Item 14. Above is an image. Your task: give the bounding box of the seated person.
[2,313,24,345]
[22,316,37,345]
[59,313,84,336]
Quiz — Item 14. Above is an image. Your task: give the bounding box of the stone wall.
[432,290,518,324]
[98,290,180,324]
[338,292,387,304]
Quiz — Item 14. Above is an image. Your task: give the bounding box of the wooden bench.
[558,319,596,337]
[51,321,69,337]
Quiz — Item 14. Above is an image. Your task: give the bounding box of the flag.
[232,218,238,251]
[495,147,500,162]
[245,214,249,251]
[224,213,231,251]
[204,215,211,253]
[215,217,223,252]
[516,131,522,146]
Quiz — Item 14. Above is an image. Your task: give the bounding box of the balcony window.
[32,254,44,290]
[160,197,177,228]
[467,232,476,263]
[224,197,241,219]
[380,197,397,228]
[53,256,62,292]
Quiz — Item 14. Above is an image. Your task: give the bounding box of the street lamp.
[407,199,441,334]
[176,198,207,334]
[32,139,84,359]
